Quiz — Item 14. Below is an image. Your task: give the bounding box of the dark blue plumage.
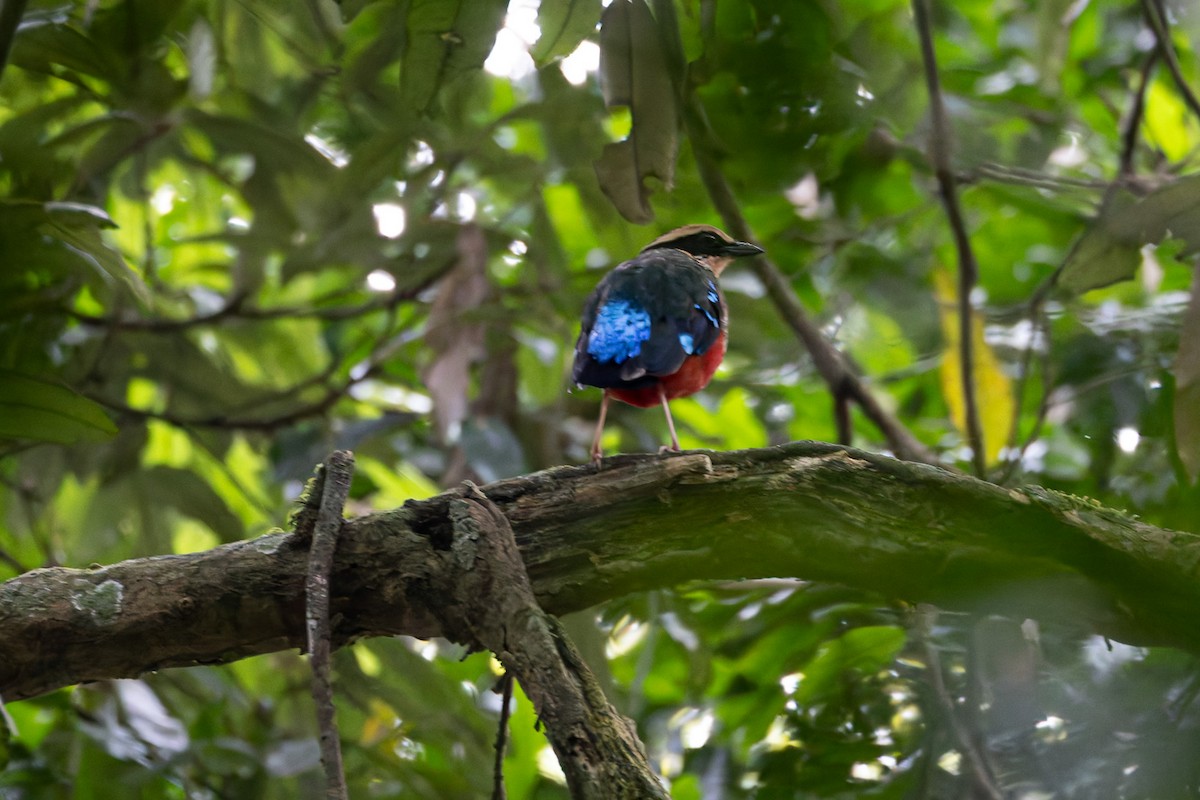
[572,224,763,461]
[573,249,725,390]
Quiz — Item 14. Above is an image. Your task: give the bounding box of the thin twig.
[968,163,1123,191]
[913,0,986,477]
[91,373,373,432]
[916,606,1004,800]
[682,102,940,466]
[1001,51,1158,484]
[306,451,355,800]
[491,671,515,800]
[1141,0,1200,122]
[998,300,1050,485]
[66,267,446,332]
[1119,52,1160,179]
[86,320,407,432]
[0,692,15,741]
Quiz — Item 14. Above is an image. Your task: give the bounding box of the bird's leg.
[658,384,681,452]
[590,391,610,463]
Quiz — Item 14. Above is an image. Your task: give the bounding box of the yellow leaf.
[934,270,1013,464]
[357,455,439,506]
[1144,79,1200,162]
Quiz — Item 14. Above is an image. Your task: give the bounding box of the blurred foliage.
[2,0,1200,796]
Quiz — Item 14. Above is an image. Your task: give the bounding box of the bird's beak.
[722,241,764,257]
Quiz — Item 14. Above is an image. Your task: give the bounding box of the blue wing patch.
[679,332,695,354]
[587,299,651,364]
[697,281,721,326]
[695,303,718,327]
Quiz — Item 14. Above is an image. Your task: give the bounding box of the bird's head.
[640,224,763,275]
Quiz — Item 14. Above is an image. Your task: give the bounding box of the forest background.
[2,0,1200,797]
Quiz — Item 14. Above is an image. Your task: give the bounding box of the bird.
[572,224,763,461]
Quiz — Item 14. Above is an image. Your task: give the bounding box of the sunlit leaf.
[1143,79,1200,163]
[141,466,245,543]
[0,200,150,302]
[532,0,602,65]
[398,0,506,115]
[357,456,439,506]
[935,270,1013,464]
[673,387,767,450]
[792,626,905,705]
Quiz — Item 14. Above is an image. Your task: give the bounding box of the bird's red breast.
[608,332,727,408]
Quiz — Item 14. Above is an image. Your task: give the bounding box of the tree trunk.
[3,441,1199,705]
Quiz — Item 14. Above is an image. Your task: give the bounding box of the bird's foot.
[657,444,681,455]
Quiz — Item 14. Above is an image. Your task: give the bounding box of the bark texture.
[439,484,666,799]
[3,442,1199,705]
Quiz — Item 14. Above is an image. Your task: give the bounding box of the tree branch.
[916,606,1003,800]
[1141,0,1200,123]
[912,0,987,477]
[2,442,1198,704]
[682,103,939,466]
[304,451,353,800]
[440,484,666,799]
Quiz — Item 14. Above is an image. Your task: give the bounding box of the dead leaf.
[593,0,680,224]
[423,224,491,442]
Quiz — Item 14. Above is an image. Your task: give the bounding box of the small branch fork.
[1141,0,1200,122]
[438,483,667,800]
[299,451,355,800]
[912,0,987,478]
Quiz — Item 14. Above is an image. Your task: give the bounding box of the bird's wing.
[573,250,724,388]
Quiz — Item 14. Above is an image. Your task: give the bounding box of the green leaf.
[532,0,602,65]
[0,371,117,444]
[10,18,123,82]
[0,200,149,302]
[141,466,246,543]
[357,456,439,506]
[793,626,906,705]
[1061,175,1200,293]
[42,216,149,304]
[398,0,507,116]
